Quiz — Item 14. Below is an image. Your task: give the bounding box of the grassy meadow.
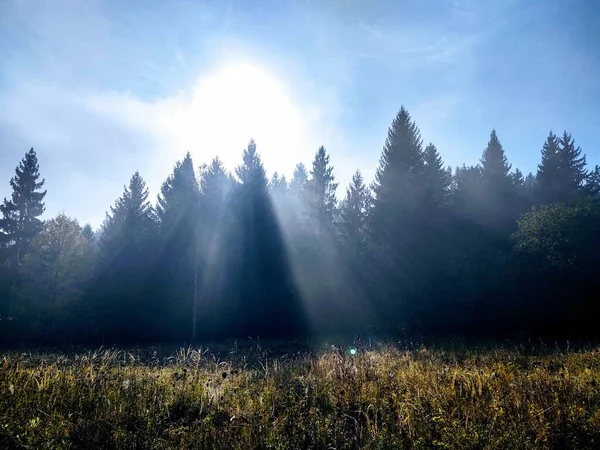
[1,340,600,449]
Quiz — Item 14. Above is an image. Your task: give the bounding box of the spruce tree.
[269,172,288,197]
[0,148,46,264]
[371,107,424,227]
[101,171,156,252]
[369,107,425,329]
[422,143,450,208]
[370,106,424,245]
[587,165,600,200]
[556,131,587,201]
[233,141,305,337]
[339,170,371,251]
[196,157,235,337]
[155,153,201,341]
[307,146,338,235]
[536,131,561,203]
[480,130,512,194]
[95,172,157,342]
[479,130,516,227]
[289,163,308,200]
[82,224,95,245]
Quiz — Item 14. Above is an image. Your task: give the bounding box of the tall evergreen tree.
[587,165,600,200]
[233,141,305,337]
[81,224,95,246]
[0,148,46,264]
[422,143,450,208]
[101,172,156,252]
[480,130,512,194]
[371,106,424,217]
[557,131,587,201]
[93,172,157,342]
[369,106,425,330]
[289,163,308,200]
[339,170,371,251]
[479,130,516,227]
[155,153,201,341]
[536,131,561,203]
[307,146,338,235]
[269,172,288,197]
[196,157,236,337]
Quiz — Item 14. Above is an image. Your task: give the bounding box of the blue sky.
[1,0,599,227]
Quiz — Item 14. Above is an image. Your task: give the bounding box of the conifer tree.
[339,170,371,251]
[82,224,95,246]
[233,141,305,337]
[422,143,450,208]
[155,153,201,341]
[479,130,517,227]
[480,130,512,194]
[536,131,561,203]
[196,157,235,337]
[369,107,425,329]
[94,172,157,342]
[0,148,46,264]
[269,172,288,197]
[101,172,156,252]
[307,146,338,235]
[371,107,424,230]
[557,131,587,201]
[289,163,308,200]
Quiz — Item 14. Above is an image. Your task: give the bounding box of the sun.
[165,61,305,176]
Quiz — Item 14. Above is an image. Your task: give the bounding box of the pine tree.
[369,107,425,329]
[289,163,308,200]
[307,146,338,235]
[0,148,46,264]
[480,130,512,194]
[422,143,450,208]
[157,153,200,228]
[479,130,517,227]
[587,165,600,199]
[233,141,305,337]
[101,172,156,252]
[370,106,424,246]
[556,131,587,201]
[371,107,424,216]
[82,224,95,245]
[200,158,234,212]
[523,172,537,205]
[536,131,561,203]
[196,157,235,337]
[269,172,288,197]
[339,170,371,251]
[288,163,309,230]
[155,153,201,341]
[94,172,157,342]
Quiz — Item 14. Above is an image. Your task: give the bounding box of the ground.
[1,339,600,449]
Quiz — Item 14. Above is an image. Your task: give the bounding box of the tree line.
[1,106,599,345]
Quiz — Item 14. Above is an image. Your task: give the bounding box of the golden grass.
[1,342,600,449]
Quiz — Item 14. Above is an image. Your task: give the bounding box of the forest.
[1,106,599,345]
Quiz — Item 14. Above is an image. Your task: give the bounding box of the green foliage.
[422,143,450,208]
[339,170,371,251]
[14,214,92,339]
[513,201,600,272]
[2,105,600,343]
[307,146,338,235]
[0,148,46,265]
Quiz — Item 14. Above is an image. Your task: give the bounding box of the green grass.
[1,341,600,449]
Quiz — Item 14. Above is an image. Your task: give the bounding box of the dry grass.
[1,341,600,449]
